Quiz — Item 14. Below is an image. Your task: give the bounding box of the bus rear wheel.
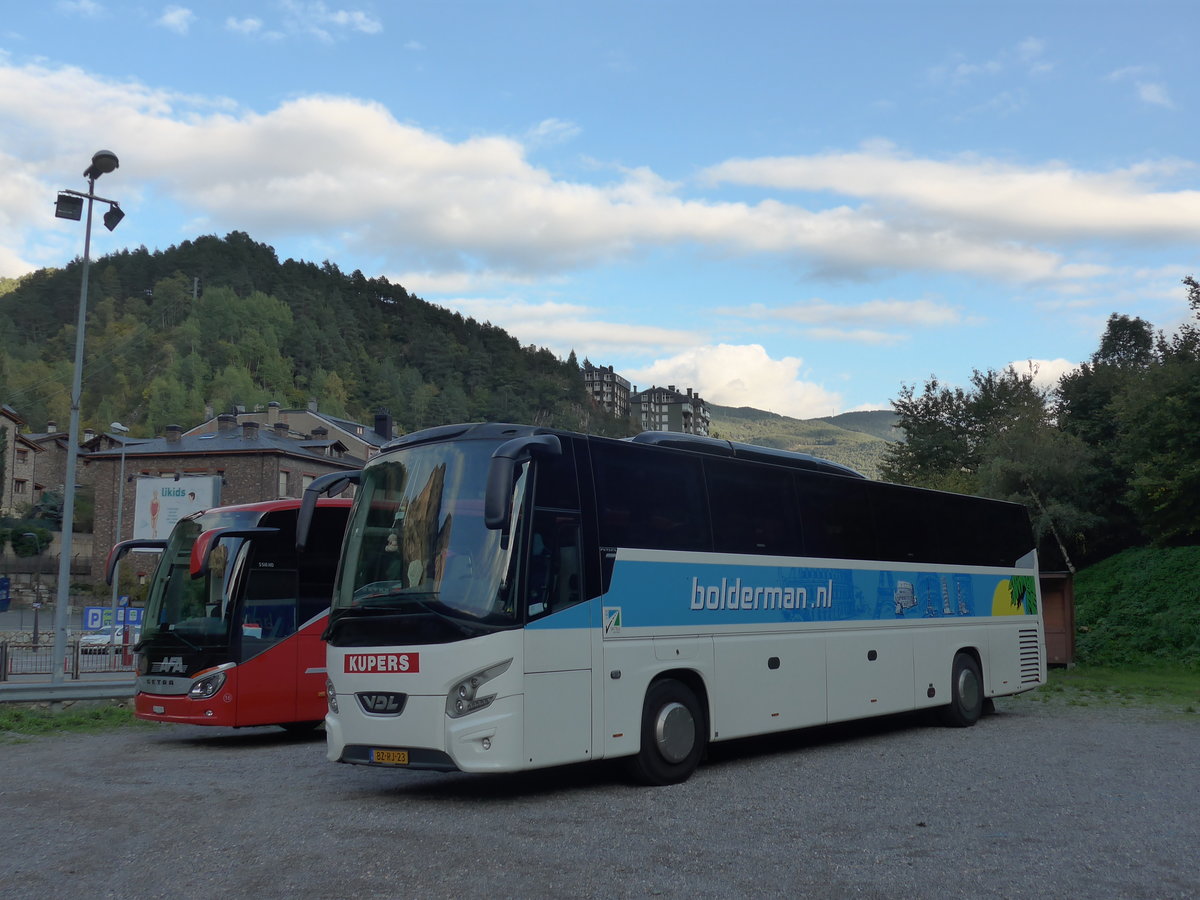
[628,678,705,785]
[938,652,983,727]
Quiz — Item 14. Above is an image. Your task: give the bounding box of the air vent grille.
[1018,628,1042,684]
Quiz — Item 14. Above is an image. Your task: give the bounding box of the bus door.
[522,508,592,767]
[234,562,302,724]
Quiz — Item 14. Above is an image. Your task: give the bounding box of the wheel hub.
[654,700,695,763]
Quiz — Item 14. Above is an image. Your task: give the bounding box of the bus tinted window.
[592,442,710,551]
[794,472,876,560]
[534,439,580,510]
[705,458,801,555]
[869,481,941,563]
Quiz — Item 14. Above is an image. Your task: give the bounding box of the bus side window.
[706,458,801,555]
[527,510,583,620]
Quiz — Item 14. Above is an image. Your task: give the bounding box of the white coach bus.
[310,423,1044,785]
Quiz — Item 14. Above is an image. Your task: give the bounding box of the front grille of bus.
[356,692,408,716]
[1018,628,1042,684]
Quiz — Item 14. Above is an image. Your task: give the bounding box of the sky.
[2,1,1199,419]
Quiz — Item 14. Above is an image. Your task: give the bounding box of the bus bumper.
[135,691,238,727]
[326,693,525,773]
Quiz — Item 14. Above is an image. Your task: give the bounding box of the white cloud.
[928,37,1053,85]
[436,297,707,359]
[1137,82,1174,108]
[727,298,962,328]
[1,60,1198,293]
[1008,358,1079,391]
[156,6,195,35]
[57,0,104,17]
[1108,66,1175,109]
[703,147,1200,246]
[526,118,582,147]
[280,1,382,41]
[627,344,843,419]
[225,17,263,36]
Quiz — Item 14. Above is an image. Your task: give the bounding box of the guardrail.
[0,641,138,680]
[0,679,135,702]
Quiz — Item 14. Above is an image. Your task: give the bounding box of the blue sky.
[2,1,1198,417]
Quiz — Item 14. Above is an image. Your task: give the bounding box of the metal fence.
[0,641,138,680]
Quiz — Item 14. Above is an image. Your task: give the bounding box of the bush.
[1074,545,1200,668]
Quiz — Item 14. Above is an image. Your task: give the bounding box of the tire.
[279,720,322,734]
[627,678,706,785]
[938,651,984,727]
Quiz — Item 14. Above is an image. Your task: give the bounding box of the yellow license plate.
[371,749,409,765]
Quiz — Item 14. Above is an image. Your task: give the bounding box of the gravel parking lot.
[2,695,1197,899]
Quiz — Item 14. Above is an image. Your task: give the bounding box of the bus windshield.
[141,506,265,649]
[331,440,520,639]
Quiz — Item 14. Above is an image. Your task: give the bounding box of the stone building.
[0,404,43,516]
[85,416,363,581]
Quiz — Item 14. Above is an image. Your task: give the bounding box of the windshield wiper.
[352,580,406,603]
[159,627,202,651]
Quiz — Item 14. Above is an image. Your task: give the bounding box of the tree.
[1109,287,1200,545]
[881,365,1048,493]
[976,419,1101,572]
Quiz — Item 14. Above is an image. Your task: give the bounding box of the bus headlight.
[189,670,227,700]
[446,660,512,719]
[327,679,339,714]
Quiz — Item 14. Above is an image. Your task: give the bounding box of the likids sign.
[133,475,220,539]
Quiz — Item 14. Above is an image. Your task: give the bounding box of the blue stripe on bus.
[603,558,1033,628]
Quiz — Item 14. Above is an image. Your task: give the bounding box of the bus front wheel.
[628,678,705,785]
[938,652,983,727]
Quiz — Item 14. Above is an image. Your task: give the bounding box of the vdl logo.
[356,693,407,716]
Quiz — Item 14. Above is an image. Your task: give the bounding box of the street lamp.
[50,150,124,682]
[108,422,130,640]
[20,533,43,649]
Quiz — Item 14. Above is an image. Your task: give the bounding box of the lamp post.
[50,150,123,682]
[20,533,43,649]
[108,422,130,641]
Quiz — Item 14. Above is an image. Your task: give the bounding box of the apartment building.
[630,384,711,436]
[581,362,632,419]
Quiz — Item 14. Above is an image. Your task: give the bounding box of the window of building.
[278,470,290,496]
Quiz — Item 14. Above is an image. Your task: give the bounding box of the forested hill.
[0,232,628,439]
[708,405,897,478]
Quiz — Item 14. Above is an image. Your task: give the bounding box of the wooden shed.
[1040,571,1076,666]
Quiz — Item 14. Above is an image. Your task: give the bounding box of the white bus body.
[320,425,1045,784]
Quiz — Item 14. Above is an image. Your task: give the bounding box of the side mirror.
[190,527,280,578]
[105,539,168,585]
[484,434,562,530]
[297,470,361,551]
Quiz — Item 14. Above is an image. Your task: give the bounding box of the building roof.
[86,424,362,467]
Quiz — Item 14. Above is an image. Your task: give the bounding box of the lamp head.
[55,193,84,221]
[111,422,129,433]
[103,204,125,231]
[84,150,120,180]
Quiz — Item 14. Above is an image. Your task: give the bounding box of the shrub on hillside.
[1073,546,1200,668]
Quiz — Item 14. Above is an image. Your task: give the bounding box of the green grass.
[1073,545,1200,668]
[1020,665,1200,713]
[0,702,152,739]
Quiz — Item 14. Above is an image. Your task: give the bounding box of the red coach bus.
[107,495,352,731]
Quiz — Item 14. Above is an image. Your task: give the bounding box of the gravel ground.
[1,695,1197,899]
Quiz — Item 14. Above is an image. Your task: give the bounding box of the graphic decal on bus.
[601,557,1037,629]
